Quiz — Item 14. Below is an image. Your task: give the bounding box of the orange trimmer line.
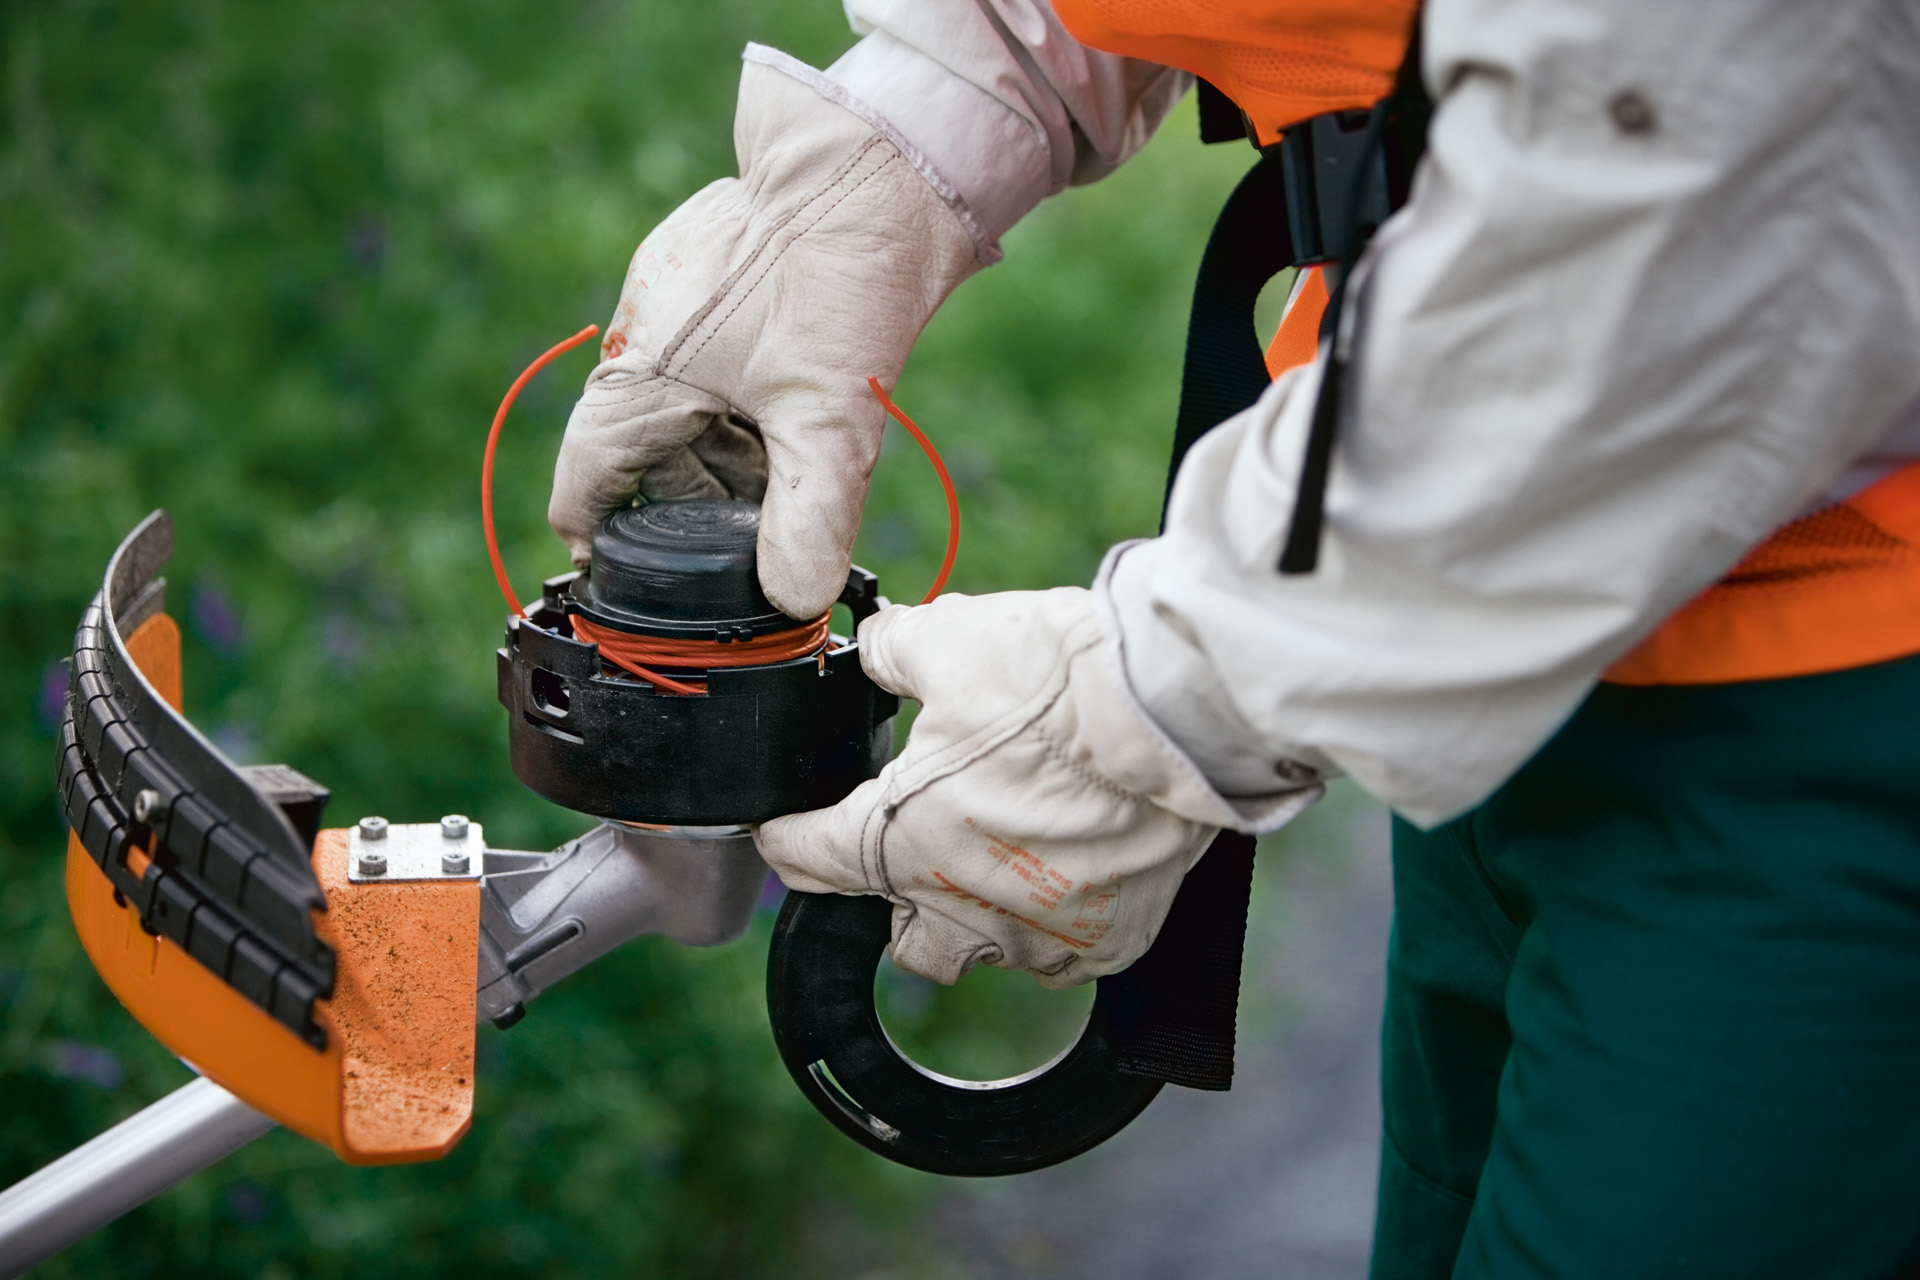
[481,323,706,695]
[867,376,960,605]
[483,323,601,619]
[483,335,962,692]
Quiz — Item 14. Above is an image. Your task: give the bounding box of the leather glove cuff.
[744,44,1001,262]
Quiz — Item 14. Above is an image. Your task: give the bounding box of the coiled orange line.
[483,334,960,697]
[570,613,832,695]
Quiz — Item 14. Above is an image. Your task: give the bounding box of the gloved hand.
[550,53,985,621]
[755,588,1319,988]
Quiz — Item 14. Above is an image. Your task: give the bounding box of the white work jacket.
[810,0,1920,825]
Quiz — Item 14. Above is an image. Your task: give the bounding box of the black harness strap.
[1162,147,1295,519]
[1101,105,1298,1096]
[1196,77,1254,147]
[1102,33,1430,1093]
[1099,829,1258,1091]
[1277,19,1432,573]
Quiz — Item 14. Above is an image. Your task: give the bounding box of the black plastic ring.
[766,890,1163,1177]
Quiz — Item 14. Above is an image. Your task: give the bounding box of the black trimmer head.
[498,500,895,825]
[498,499,1170,1177]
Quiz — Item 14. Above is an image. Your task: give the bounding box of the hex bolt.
[357,816,389,841]
[440,814,470,840]
[441,849,471,875]
[357,849,388,877]
[132,789,163,825]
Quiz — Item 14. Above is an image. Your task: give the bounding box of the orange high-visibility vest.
[1601,469,1920,685]
[1053,0,1418,148]
[1055,0,1920,685]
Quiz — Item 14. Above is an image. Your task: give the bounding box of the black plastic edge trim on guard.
[58,510,336,1048]
[766,891,1163,1177]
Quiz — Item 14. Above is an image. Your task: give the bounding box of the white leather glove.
[755,589,1320,988]
[549,50,986,621]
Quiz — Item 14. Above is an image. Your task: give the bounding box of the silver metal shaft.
[0,1076,274,1278]
[0,826,761,1272]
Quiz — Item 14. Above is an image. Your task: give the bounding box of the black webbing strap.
[1099,831,1258,1090]
[1098,121,1300,1094]
[1196,78,1254,147]
[1161,148,1295,520]
[1101,33,1429,1089]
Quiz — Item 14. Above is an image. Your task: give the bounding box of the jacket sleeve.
[823,0,1190,248]
[1100,0,1920,827]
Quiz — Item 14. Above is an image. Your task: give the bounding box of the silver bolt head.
[441,850,471,875]
[357,816,389,841]
[440,814,470,840]
[356,850,388,876]
[133,789,162,824]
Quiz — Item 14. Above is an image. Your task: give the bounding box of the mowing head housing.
[498,500,896,826]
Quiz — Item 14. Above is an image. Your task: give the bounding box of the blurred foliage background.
[0,1,1313,1275]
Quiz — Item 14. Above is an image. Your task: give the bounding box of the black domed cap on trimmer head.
[569,500,801,641]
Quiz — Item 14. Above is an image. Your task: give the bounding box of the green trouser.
[1370,654,1920,1278]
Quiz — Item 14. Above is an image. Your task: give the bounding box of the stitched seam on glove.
[870,818,1074,982]
[659,137,900,381]
[860,631,1101,895]
[1029,721,1153,809]
[580,366,727,410]
[742,43,997,263]
[650,197,806,379]
[859,778,893,896]
[878,629,1102,803]
[570,371,736,483]
[872,797,906,900]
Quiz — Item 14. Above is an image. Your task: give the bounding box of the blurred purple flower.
[947,445,993,491]
[322,610,363,669]
[757,870,787,914]
[346,216,388,269]
[50,1041,124,1091]
[226,1180,268,1227]
[867,513,919,560]
[211,723,258,765]
[192,580,244,655]
[36,662,69,732]
[881,965,935,1023]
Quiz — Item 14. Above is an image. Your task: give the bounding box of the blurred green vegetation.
[0,0,1268,1275]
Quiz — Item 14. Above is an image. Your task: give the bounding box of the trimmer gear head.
[498,501,896,825]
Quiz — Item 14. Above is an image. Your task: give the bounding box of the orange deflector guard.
[65,612,480,1165]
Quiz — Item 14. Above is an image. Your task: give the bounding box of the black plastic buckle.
[1276,105,1391,268]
